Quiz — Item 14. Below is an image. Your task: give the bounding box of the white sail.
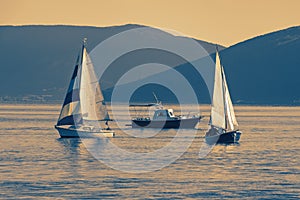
[210,51,226,129]
[222,67,239,131]
[205,49,241,143]
[80,47,110,122]
[57,54,83,126]
[55,39,115,138]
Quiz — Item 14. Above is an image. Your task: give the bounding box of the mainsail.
[57,40,111,126]
[210,51,226,129]
[80,47,110,122]
[210,50,238,131]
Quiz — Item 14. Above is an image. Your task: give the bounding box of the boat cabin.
[130,101,202,129]
[153,109,177,120]
[130,103,179,121]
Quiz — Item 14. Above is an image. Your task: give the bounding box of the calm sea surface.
[0,104,299,199]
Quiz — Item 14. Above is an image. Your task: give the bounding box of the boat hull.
[206,130,242,144]
[55,125,115,138]
[131,117,201,129]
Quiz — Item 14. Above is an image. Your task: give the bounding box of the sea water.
[0,104,299,199]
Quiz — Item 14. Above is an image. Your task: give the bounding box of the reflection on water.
[0,104,299,199]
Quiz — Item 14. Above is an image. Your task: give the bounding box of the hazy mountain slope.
[107,26,300,105]
[1,25,300,105]
[0,24,141,100]
[0,25,222,102]
[220,26,300,104]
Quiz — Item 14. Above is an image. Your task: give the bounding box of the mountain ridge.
[220,25,300,105]
[0,24,300,105]
[0,24,223,102]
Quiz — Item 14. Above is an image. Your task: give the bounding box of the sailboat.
[55,39,115,138]
[205,49,242,144]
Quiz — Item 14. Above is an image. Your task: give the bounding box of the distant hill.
[220,26,300,105]
[1,25,300,105]
[108,26,300,105]
[0,24,222,103]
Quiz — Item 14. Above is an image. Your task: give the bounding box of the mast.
[220,64,228,130]
[209,46,238,132]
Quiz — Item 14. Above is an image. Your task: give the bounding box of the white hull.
[55,125,115,138]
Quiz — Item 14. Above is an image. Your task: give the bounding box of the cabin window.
[158,112,165,116]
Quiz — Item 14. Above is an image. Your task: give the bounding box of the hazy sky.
[1,0,300,46]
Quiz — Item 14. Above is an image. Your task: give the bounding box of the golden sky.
[1,0,300,46]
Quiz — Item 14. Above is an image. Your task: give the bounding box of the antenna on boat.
[152,92,163,109]
[153,92,159,104]
[83,38,88,47]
